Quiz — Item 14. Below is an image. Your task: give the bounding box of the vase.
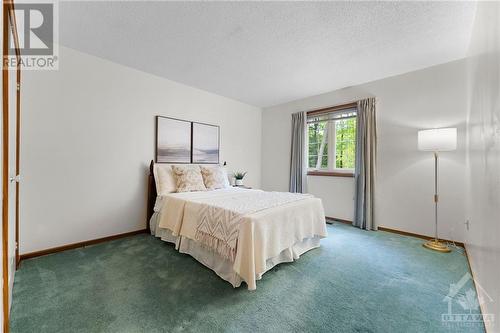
[235,179,243,186]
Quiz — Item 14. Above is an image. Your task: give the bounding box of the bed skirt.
[150,212,321,289]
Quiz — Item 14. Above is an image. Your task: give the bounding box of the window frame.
[306,102,357,178]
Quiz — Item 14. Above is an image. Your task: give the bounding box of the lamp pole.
[423,151,451,252]
[418,127,456,253]
[434,151,438,242]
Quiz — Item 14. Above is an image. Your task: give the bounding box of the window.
[307,105,357,176]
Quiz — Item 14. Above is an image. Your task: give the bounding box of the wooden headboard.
[146,160,156,232]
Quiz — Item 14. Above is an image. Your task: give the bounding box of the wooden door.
[2,1,20,331]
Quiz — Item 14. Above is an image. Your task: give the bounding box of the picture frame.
[192,122,220,164]
[155,116,192,163]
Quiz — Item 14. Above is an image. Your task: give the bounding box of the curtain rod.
[307,115,357,124]
[306,101,358,117]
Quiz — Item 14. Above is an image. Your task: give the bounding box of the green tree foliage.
[308,122,328,168]
[308,117,356,169]
[335,118,356,169]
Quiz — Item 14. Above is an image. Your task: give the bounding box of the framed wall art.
[156,116,192,163]
[192,122,220,164]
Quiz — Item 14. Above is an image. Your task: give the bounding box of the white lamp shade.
[418,128,457,151]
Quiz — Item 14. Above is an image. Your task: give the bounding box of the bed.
[146,161,328,290]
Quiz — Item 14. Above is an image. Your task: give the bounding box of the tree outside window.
[307,114,356,171]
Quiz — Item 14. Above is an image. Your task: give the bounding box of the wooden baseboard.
[377,226,464,248]
[325,216,352,225]
[20,221,464,260]
[325,216,464,248]
[463,245,490,333]
[19,229,148,261]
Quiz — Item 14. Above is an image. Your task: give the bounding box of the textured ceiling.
[59,1,477,107]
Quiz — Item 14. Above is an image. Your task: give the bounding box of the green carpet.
[10,223,484,333]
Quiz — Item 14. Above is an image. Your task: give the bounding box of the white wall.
[20,46,262,254]
[262,59,468,242]
[465,2,500,328]
[306,177,354,221]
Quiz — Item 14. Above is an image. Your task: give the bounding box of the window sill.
[307,171,354,178]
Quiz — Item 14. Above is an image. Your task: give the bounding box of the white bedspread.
[195,190,314,261]
[157,188,327,290]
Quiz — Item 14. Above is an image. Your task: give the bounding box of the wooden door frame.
[1,2,8,329]
[2,0,20,332]
[14,18,19,272]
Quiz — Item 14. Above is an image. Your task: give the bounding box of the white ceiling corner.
[59,1,477,107]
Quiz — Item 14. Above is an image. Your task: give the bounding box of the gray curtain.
[353,98,377,230]
[289,111,307,193]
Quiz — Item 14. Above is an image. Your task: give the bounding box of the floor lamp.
[417,128,457,253]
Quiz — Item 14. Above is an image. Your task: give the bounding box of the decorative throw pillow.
[200,165,230,190]
[171,165,207,192]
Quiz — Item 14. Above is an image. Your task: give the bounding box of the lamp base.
[423,240,451,253]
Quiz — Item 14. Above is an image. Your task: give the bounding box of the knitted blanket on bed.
[194,191,312,261]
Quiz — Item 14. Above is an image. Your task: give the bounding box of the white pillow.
[200,165,230,190]
[153,164,177,195]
